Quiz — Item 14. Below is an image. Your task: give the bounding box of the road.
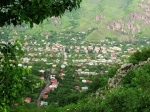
[37,76,51,106]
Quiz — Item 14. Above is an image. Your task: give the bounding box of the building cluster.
[1,28,150,106]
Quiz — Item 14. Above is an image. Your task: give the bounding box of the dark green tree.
[0,1,82,111]
[0,41,32,111]
[0,0,82,27]
[128,47,150,64]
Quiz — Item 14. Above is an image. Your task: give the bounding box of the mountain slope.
[59,0,150,41]
[2,0,150,42]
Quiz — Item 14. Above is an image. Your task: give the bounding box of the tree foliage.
[0,41,34,111]
[128,47,150,64]
[0,0,82,111]
[0,0,82,27]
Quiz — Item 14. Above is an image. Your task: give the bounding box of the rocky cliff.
[106,0,150,35]
[108,58,150,89]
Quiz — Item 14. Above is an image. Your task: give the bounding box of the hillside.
[1,1,150,112]
[60,0,150,41]
[1,0,150,42]
[7,0,150,42]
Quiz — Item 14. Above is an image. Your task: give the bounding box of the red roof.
[86,80,92,83]
[52,81,59,85]
[25,97,31,103]
[40,76,44,80]
[51,78,57,82]
[42,94,48,99]
[75,86,80,89]
[44,87,51,93]
[25,97,31,101]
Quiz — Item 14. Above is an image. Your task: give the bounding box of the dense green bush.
[128,47,150,64]
[101,87,150,112]
[102,63,150,112]
[122,63,150,88]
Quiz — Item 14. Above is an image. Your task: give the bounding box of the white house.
[81,87,88,91]
[40,101,48,106]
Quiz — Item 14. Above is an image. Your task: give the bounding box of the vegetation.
[1,0,150,41]
[1,0,150,112]
[0,0,82,111]
[12,56,150,112]
[128,47,150,64]
[0,0,82,27]
[0,40,31,111]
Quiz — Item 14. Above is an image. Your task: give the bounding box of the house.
[50,77,56,81]
[75,86,80,90]
[50,78,59,88]
[82,79,92,83]
[25,97,31,103]
[44,87,51,93]
[81,87,88,91]
[50,75,55,79]
[40,76,44,81]
[59,73,65,79]
[39,70,45,73]
[52,81,59,88]
[22,57,30,63]
[42,94,48,99]
[52,64,57,67]
[52,81,59,85]
[86,79,92,83]
[49,86,55,90]
[18,64,22,67]
[41,101,48,106]
[82,80,87,83]
[28,66,32,68]
[51,68,55,74]
[41,58,47,62]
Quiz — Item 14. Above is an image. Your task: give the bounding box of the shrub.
[128,47,150,64]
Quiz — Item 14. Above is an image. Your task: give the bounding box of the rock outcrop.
[107,0,150,35]
[108,58,150,89]
[95,15,105,22]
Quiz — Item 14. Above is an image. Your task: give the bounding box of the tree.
[0,41,32,111]
[0,1,82,111]
[0,0,82,27]
[128,47,150,64]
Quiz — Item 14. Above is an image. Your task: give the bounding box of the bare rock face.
[106,0,150,35]
[95,15,105,22]
[108,59,150,89]
[119,63,133,72]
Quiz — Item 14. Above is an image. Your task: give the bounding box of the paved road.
[37,76,51,106]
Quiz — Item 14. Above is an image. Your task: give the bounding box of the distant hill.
[61,0,150,41]
[2,0,150,42]
[53,0,150,41]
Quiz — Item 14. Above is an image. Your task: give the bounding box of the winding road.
[36,76,51,106]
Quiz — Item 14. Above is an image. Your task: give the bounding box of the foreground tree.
[0,0,82,111]
[0,0,82,27]
[0,41,30,111]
